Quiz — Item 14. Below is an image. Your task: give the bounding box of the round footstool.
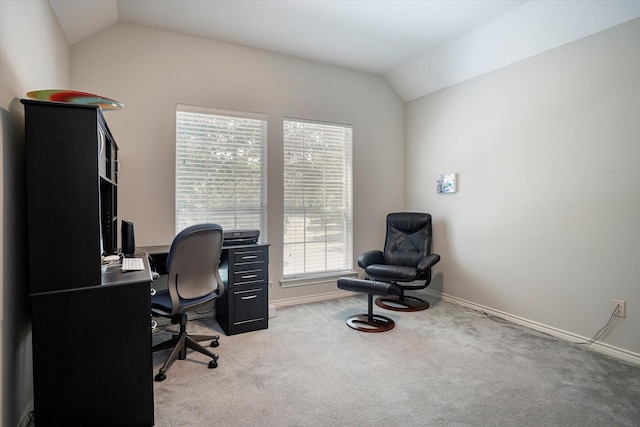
[337,278,401,332]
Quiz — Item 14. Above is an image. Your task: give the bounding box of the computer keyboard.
[121,257,145,271]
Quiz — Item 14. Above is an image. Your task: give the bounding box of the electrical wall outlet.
[612,299,626,318]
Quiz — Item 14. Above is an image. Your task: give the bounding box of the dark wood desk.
[23,99,154,426]
[30,256,155,427]
[141,244,270,335]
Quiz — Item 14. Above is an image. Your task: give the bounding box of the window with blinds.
[283,118,353,279]
[175,105,267,236]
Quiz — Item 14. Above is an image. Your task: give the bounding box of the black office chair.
[357,212,440,312]
[151,223,225,382]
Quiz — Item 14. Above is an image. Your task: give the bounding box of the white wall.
[2,5,638,424]
[70,23,405,303]
[387,0,640,102]
[0,1,70,425]
[406,18,640,355]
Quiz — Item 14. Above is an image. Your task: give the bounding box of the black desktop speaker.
[121,220,136,256]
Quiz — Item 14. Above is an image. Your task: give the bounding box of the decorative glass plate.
[26,89,124,110]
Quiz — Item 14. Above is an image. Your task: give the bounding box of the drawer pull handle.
[241,274,258,279]
[241,295,258,300]
[241,255,258,260]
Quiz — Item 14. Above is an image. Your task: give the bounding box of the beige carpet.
[151,295,640,426]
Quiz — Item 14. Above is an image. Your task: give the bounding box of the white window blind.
[176,105,267,236]
[283,119,353,278]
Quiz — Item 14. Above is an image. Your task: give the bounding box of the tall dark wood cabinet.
[23,100,118,293]
[22,100,154,426]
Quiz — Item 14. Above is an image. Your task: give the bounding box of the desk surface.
[139,245,171,255]
[140,243,268,255]
[101,254,153,286]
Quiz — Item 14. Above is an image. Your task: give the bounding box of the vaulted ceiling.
[49,0,640,101]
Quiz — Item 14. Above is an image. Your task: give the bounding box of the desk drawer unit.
[216,244,269,335]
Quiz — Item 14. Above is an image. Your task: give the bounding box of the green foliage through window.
[283,119,353,277]
[176,106,267,235]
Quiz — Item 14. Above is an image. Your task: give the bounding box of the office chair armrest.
[357,250,384,268]
[416,254,441,273]
[214,265,225,298]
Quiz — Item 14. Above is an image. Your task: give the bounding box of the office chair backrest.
[167,224,224,305]
[383,212,432,267]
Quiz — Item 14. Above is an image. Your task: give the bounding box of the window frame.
[175,104,268,238]
[281,117,356,286]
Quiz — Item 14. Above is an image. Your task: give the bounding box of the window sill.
[280,271,358,288]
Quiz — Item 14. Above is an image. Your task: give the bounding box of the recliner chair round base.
[375,295,429,312]
[345,313,395,332]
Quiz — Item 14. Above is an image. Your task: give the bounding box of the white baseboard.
[18,399,34,427]
[271,290,354,308]
[424,289,640,367]
[270,287,640,366]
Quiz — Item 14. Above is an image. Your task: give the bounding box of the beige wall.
[0,1,70,424]
[4,4,639,424]
[406,18,640,355]
[70,22,405,303]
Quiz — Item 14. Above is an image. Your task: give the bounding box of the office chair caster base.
[155,372,167,382]
[210,337,220,348]
[346,314,395,332]
[375,295,429,312]
[208,354,219,369]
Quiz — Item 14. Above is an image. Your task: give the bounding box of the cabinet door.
[232,287,266,324]
[24,101,103,293]
[31,283,154,426]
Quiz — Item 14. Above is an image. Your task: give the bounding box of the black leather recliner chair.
[357,212,440,311]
